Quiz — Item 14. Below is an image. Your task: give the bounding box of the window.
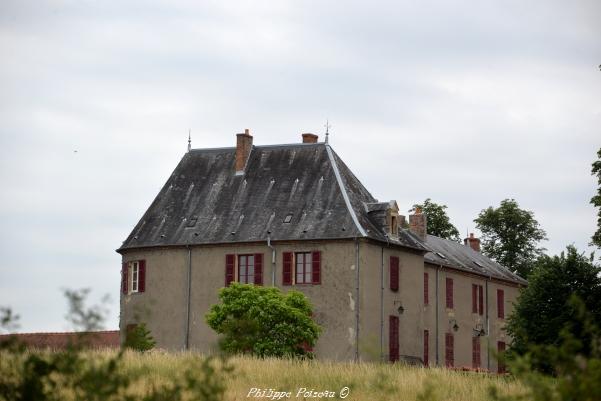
[497,341,506,373]
[423,329,429,366]
[472,337,481,368]
[390,256,399,292]
[238,255,255,284]
[390,215,398,235]
[296,252,312,284]
[283,251,321,285]
[446,278,453,309]
[121,260,146,294]
[225,254,263,286]
[131,261,139,292]
[424,272,429,305]
[445,333,454,367]
[497,289,505,319]
[472,284,484,315]
[389,315,399,362]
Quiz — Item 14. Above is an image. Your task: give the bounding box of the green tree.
[206,283,320,358]
[123,323,156,352]
[410,198,460,241]
[491,296,601,401]
[474,199,547,277]
[506,246,601,366]
[591,148,601,248]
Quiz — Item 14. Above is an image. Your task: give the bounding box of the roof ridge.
[0,330,119,336]
[325,144,367,237]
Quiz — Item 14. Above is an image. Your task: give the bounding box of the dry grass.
[115,350,525,401]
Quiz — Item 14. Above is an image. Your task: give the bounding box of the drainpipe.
[184,245,192,350]
[486,275,491,371]
[380,246,384,362]
[355,238,360,362]
[267,233,276,286]
[435,264,442,366]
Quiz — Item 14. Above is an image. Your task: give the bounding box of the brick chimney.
[302,133,318,143]
[235,129,253,174]
[409,207,427,241]
[464,233,481,252]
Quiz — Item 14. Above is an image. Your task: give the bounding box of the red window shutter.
[497,341,506,373]
[390,256,399,292]
[389,315,399,362]
[254,253,263,285]
[138,260,146,292]
[478,285,484,316]
[282,252,293,285]
[121,262,128,294]
[446,278,453,309]
[472,337,481,368]
[497,289,505,319]
[472,284,478,313]
[445,333,454,367]
[424,272,429,305]
[423,329,429,366]
[225,254,235,286]
[311,251,321,284]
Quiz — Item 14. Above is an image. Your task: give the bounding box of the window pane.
[248,255,254,266]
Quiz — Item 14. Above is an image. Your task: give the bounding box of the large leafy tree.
[591,148,601,248]
[410,198,460,241]
[206,283,320,358]
[506,246,601,369]
[474,199,547,277]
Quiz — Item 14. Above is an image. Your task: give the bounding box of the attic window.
[186,216,198,228]
[283,214,293,223]
[435,252,446,259]
[391,215,398,235]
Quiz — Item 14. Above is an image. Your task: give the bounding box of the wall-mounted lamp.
[449,319,459,332]
[393,300,405,315]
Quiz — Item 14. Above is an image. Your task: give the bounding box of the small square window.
[284,214,293,223]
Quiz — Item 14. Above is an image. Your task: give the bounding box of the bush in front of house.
[124,322,156,352]
[205,283,321,359]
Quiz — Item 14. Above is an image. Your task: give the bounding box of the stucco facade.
[120,238,521,369]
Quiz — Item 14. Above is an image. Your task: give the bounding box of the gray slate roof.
[423,235,527,285]
[119,143,425,252]
[118,141,525,285]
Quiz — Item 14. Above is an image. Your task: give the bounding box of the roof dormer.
[366,200,401,237]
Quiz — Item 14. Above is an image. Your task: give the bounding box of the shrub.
[206,283,321,358]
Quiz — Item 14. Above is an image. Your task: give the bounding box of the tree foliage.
[123,323,155,352]
[206,283,320,358]
[410,198,460,242]
[491,296,601,401]
[506,246,601,366]
[591,148,601,248]
[474,199,547,277]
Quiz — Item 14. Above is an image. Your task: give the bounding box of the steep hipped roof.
[423,235,527,285]
[119,143,426,252]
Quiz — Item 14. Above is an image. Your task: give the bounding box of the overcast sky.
[1,0,600,333]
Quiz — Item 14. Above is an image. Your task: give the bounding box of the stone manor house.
[117,130,526,371]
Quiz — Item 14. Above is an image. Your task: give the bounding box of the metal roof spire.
[187,129,191,152]
[324,120,331,144]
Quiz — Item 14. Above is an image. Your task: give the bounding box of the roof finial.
[187,129,191,152]
[324,119,331,144]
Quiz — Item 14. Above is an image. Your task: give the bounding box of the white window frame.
[130,261,140,293]
[295,252,313,284]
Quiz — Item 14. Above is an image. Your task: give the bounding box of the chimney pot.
[302,133,318,143]
[235,129,253,173]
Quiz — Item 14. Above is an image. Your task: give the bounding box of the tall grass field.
[112,350,523,400]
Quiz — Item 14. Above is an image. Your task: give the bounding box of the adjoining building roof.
[423,235,527,285]
[0,331,120,349]
[118,143,426,252]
